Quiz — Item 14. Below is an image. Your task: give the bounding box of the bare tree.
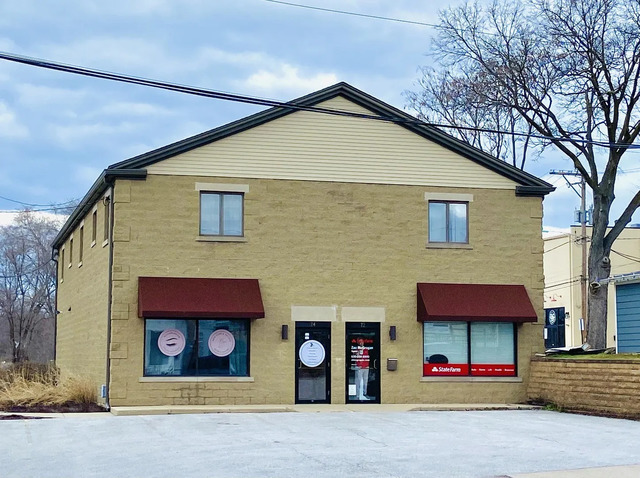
[0,211,61,362]
[408,0,640,348]
[405,67,536,169]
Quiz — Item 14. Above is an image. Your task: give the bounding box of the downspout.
[51,248,59,362]
[104,188,115,410]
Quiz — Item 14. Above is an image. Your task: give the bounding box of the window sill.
[90,240,96,248]
[197,236,247,243]
[426,243,473,250]
[78,261,83,268]
[102,239,109,248]
[139,376,254,383]
[420,376,522,383]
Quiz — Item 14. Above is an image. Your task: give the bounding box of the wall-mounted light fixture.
[389,325,397,341]
[281,324,289,340]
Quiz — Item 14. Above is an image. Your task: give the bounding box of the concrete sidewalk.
[109,402,538,416]
[509,464,640,477]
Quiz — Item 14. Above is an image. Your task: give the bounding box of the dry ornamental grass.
[0,362,101,411]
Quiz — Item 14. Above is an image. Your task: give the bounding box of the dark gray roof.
[52,82,554,249]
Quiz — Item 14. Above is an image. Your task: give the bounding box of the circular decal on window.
[157,329,186,357]
[208,329,236,357]
[548,310,557,325]
[298,340,326,367]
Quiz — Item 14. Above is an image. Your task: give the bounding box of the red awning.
[417,283,537,323]
[138,277,265,319]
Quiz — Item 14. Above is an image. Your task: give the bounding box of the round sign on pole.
[298,340,326,367]
[157,329,186,357]
[208,329,236,357]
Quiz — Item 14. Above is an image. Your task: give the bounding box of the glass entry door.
[346,322,380,403]
[295,322,331,404]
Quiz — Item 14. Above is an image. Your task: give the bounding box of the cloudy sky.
[0,0,638,228]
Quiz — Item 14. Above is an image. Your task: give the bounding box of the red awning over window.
[138,277,265,319]
[417,283,537,323]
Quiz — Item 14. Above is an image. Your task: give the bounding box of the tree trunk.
[586,195,612,349]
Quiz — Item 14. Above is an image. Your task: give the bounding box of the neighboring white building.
[543,225,640,350]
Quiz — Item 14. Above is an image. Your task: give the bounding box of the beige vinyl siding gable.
[148,97,518,190]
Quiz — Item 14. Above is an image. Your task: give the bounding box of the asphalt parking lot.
[2,409,640,477]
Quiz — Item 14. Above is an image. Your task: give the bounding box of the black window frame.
[423,321,518,377]
[143,318,251,377]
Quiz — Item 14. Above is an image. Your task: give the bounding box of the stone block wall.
[528,357,640,417]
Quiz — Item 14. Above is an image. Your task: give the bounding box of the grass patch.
[545,353,640,360]
[0,362,100,411]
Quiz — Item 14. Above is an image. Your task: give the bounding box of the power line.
[263,0,438,27]
[2,51,639,151]
[544,277,582,291]
[0,195,78,208]
[544,238,571,253]
[612,249,640,263]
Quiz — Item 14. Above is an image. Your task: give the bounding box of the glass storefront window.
[423,321,516,377]
[470,322,515,376]
[144,319,249,376]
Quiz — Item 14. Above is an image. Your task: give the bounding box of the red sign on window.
[423,363,469,376]
[471,364,515,376]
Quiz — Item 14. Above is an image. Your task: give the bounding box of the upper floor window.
[428,201,468,244]
[91,208,97,246]
[103,196,110,244]
[60,248,65,280]
[68,237,74,266]
[200,192,244,236]
[79,225,84,264]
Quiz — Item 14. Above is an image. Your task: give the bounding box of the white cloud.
[198,48,271,68]
[15,84,88,108]
[74,165,102,186]
[240,64,338,96]
[0,102,28,139]
[95,102,173,117]
[50,121,138,148]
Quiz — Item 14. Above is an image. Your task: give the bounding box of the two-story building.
[52,83,554,408]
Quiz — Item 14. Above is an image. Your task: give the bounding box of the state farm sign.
[423,363,516,377]
[423,363,469,376]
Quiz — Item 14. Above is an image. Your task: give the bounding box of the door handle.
[373,359,377,370]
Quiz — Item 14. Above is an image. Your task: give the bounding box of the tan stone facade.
[58,174,545,406]
[56,193,112,405]
[54,83,552,407]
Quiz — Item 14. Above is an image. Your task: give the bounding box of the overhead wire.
[1,51,639,150]
[612,249,640,263]
[0,195,78,208]
[263,0,439,27]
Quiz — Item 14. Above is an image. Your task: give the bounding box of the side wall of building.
[107,175,544,406]
[56,192,112,404]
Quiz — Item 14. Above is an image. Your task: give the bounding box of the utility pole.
[549,170,589,344]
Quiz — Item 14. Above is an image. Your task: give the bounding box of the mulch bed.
[0,402,106,419]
